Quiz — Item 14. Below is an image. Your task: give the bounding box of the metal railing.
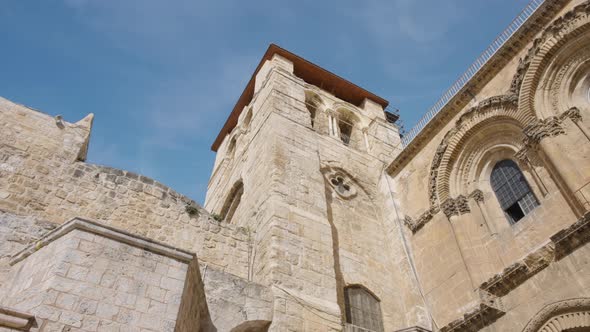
[400,0,545,147]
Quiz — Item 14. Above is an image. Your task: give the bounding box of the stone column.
[442,196,477,290]
[522,115,588,215]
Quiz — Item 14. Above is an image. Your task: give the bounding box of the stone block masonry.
[0,217,195,332]
[0,98,251,279]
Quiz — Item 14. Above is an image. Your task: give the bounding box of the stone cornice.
[439,301,505,332]
[404,205,440,233]
[438,212,590,332]
[386,0,569,177]
[10,217,196,266]
[479,212,589,297]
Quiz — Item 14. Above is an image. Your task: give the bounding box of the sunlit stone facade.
[1,0,590,331]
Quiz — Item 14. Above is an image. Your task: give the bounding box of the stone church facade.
[1,0,590,331]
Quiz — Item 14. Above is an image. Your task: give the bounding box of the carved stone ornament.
[522,298,590,332]
[428,95,518,207]
[439,301,505,332]
[478,212,589,298]
[404,205,440,233]
[324,171,357,199]
[510,2,590,96]
[561,106,582,123]
[522,117,566,146]
[469,189,484,203]
[442,196,470,218]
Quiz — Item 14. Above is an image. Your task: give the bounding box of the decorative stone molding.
[404,206,440,234]
[510,2,590,94]
[522,116,566,146]
[522,298,590,332]
[479,243,554,297]
[387,1,566,177]
[439,302,505,332]
[324,170,358,200]
[469,189,484,203]
[512,2,590,120]
[550,211,590,260]
[442,196,470,218]
[427,95,520,207]
[478,212,589,297]
[561,106,582,123]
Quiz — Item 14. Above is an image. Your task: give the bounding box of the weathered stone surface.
[2,1,590,331]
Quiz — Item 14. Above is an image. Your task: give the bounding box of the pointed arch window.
[344,286,383,332]
[490,159,539,224]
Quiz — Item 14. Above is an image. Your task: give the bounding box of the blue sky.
[1,0,530,204]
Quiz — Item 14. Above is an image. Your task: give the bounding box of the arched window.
[220,180,243,223]
[336,110,358,146]
[305,92,322,129]
[490,159,539,224]
[344,286,383,332]
[338,120,353,145]
[226,137,236,159]
[243,108,253,129]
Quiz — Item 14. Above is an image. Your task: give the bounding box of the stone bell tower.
[205,44,427,331]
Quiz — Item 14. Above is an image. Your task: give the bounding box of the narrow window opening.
[339,120,353,145]
[305,92,322,129]
[344,286,383,332]
[220,181,243,223]
[490,159,539,224]
[243,108,253,129]
[227,137,236,159]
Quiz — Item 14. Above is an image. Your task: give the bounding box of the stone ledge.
[479,212,589,297]
[0,306,36,331]
[439,302,505,332]
[10,217,195,266]
[551,211,590,260]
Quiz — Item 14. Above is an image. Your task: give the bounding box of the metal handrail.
[400,0,545,147]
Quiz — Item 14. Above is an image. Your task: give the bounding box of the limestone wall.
[0,98,251,279]
[205,54,426,331]
[0,219,194,332]
[387,0,590,329]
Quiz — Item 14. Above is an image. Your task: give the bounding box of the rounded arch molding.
[427,95,525,207]
[522,298,590,332]
[512,2,590,121]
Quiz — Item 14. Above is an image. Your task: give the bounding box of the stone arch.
[522,298,590,332]
[451,123,526,200]
[428,95,523,206]
[513,2,590,122]
[334,107,363,148]
[304,90,325,129]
